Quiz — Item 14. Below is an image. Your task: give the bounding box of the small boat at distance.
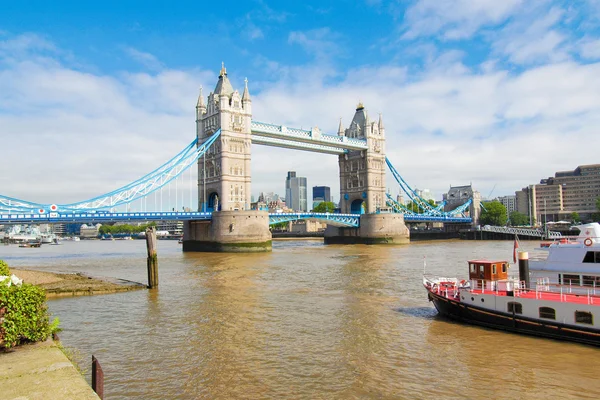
[424,247,600,347]
[19,241,42,248]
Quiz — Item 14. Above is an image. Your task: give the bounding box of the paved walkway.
[0,339,99,400]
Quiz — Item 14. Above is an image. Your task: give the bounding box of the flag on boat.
[513,236,519,263]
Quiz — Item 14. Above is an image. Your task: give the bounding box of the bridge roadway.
[0,211,472,226]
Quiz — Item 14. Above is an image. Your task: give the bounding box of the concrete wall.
[324,213,410,245]
[183,210,272,252]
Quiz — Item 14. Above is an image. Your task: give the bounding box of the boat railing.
[513,280,600,304]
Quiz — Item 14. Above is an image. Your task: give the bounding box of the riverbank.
[11,268,146,298]
[0,338,100,399]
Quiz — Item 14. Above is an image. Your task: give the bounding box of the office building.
[312,186,331,203]
[515,164,600,223]
[285,171,308,212]
[497,195,516,218]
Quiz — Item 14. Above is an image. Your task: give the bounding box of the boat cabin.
[468,260,509,286]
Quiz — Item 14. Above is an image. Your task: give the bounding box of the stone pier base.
[324,213,410,245]
[183,210,272,252]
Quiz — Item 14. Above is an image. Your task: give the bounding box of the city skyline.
[1,1,600,211]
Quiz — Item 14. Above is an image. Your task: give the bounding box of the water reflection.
[19,239,600,400]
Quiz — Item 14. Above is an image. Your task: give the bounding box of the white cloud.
[401,0,523,40]
[288,28,343,61]
[2,31,600,211]
[123,47,164,71]
[492,6,569,65]
[578,36,600,60]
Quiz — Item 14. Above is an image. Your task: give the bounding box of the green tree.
[571,212,581,223]
[406,199,436,214]
[480,201,508,226]
[509,211,529,226]
[313,201,335,213]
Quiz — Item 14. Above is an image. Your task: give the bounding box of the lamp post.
[544,198,548,239]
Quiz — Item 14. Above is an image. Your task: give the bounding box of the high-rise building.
[497,195,516,218]
[285,171,307,212]
[515,164,600,223]
[312,186,331,203]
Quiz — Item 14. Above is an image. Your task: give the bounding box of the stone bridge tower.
[196,64,252,212]
[338,103,386,214]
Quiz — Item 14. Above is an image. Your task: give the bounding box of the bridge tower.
[338,103,386,214]
[325,103,409,245]
[185,64,271,252]
[196,63,252,212]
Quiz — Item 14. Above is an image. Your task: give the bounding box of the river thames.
[2,239,599,399]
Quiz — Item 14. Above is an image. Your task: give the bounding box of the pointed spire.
[242,77,251,102]
[337,118,344,136]
[214,63,234,96]
[378,113,384,130]
[196,86,206,109]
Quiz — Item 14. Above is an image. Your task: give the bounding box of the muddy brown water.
[1,239,598,399]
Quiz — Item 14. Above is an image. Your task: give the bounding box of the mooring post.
[146,226,158,288]
[92,355,104,399]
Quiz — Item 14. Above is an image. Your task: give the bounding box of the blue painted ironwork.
[0,130,222,214]
[0,211,363,227]
[251,121,368,154]
[385,157,473,222]
[0,211,213,224]
[269,212,360,227]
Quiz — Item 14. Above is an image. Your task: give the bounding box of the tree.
[480,201,508,226]
[509,211,529,226]
[406,199,436,214]
[571,212,581,223]
[313,201,335,213]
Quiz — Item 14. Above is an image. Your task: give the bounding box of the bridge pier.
[324,213,410,245]
[182,210,272,252]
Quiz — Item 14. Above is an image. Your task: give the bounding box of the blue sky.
[1,0,600,209]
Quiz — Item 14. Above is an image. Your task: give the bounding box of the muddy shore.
[11,268,146,298]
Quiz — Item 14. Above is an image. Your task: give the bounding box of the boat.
[40,234,57,244]
[19,241,42,248]
[424,226,600,346]
[528,223,600,289]
[50,238,62,245]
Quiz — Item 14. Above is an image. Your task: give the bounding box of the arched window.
[539,307,556,320]
[507,302,522,314]
[575,311,593,325]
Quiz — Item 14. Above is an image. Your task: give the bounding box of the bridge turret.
[196,86,206,125]
[338,103,387,214]
[197,64,253,212]
[337,118,344,136]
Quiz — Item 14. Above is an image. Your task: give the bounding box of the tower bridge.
[0,64,476,251]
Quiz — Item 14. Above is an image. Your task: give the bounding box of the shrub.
[0,278,60,349]
[0,260,9,276]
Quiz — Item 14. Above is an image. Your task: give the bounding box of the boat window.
[539,307,556,320]
[583,252,595,263]
[492,264,497,274]
[582,276,599,287]
[470,263,475,273]
[502,263,507,273]
[575,311,593,325]
[563,274,580,286]
[508,302,522,314]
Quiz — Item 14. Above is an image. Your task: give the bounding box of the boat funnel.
[518,251,530,288]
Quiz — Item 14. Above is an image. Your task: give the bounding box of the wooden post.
[146,226,158,288]
[92,355,104,399]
